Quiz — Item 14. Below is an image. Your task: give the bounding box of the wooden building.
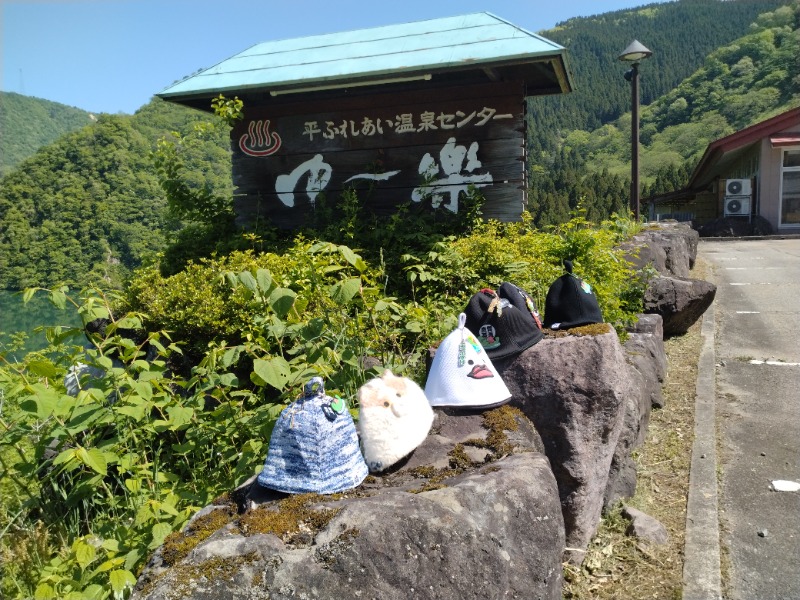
[649,106,800,233]
[157,13,573,228]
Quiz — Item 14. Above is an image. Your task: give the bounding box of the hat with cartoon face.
[464,283,544,361]
[425,313,512,409]
[543,259,604,330]
[357,370,434,473]
[257,377,369,494]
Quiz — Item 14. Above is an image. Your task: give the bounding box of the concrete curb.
[698,233,800,242]
[682,300,722,600]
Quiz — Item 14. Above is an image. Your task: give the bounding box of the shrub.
[0,202,646,599]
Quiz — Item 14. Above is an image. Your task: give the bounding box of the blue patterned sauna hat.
[257,377,369,494]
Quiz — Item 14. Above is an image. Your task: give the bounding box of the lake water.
[0,289,82,360]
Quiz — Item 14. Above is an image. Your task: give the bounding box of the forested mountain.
[0,92,94,178]
[566,3,799,179]
[0,0,796,290]
[526,0,799,225]
[0,100,232,290]
[527,0,788,161]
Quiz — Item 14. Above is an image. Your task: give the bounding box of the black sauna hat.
[464,282,544,360]
[542,260,604,330]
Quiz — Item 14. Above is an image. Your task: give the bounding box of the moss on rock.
[238,493,341,544]
[161,505,236,566]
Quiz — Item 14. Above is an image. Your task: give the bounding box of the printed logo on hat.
[477,324,501,349]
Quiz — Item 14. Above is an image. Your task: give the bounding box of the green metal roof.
[157,12,572,104]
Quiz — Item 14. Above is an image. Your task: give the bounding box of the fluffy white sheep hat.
[357,370,434,472]
[425,313,512,408]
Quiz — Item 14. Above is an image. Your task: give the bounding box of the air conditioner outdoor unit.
[724,196,751,216]
[725,178,752,197]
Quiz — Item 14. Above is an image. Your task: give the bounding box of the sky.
[2,0,652,115]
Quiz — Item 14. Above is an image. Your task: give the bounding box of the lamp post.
[618,40,652,221]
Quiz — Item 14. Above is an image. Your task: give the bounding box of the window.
[780,149,800,226]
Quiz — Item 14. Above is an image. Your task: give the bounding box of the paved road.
[700,238,800,600]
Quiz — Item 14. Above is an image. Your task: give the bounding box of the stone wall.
[132,222,711,599]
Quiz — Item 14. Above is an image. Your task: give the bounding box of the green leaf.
[252,357,291,390]
[90,558,123,576]
[150,523,173,550]
[330,278,361,304]
[218,372,239,387]
[74,539,97,569]
[82,301,110,322]
[34,583,56,600]
[65,405,110,435]
[339,245,367,272]
[268,288,296,318]
[109,569,137,595]
[341,347,360,367]
[133,381,153,401]
[115,403,146,420]
[28,385,64,418]
[222,345,242,369]
[256,269,275,295]
[124,549,142,572]
[53,448,79,468]
[155,497,180,517]
[81,584,105,600]
[27,359,59,379]
[76,447,108,476]
[49,289,67,310]
[238,271,258,292]
[406,320,424,333]
[134,503,154,526]
[171,440,197,454]
[115,316,141,329]
[167,405,194,429]
[23,288,37,304]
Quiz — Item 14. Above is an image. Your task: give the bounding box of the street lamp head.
[618,40,653,63]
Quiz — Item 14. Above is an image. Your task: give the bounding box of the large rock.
[619,236,668,275]
[624,314,666,407]
[644,275,716,336]
[132,407,565,600]
[604,315,666,509]
[622,222,699,277]
[498,325,631,563]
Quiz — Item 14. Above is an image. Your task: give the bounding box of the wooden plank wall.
[230,81,527,229]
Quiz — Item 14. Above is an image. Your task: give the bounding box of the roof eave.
[688,106,800,188]
[157,50,572,109]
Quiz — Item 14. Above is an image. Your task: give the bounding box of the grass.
[562,258,709,600]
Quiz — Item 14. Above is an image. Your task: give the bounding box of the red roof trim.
[770,134,800,147]
[689,107,800,188]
